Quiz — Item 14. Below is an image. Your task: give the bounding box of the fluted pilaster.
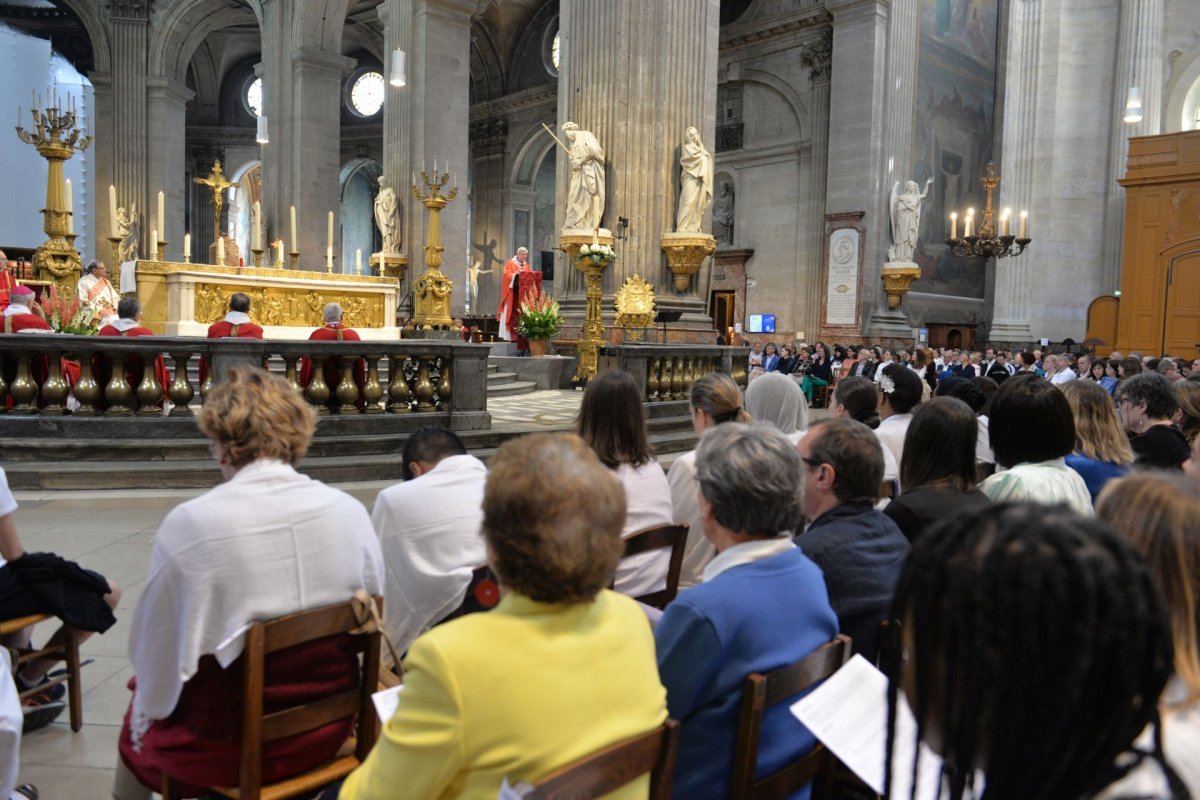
[380,0,414,286]
[146,77,194,262]
[558,0,720,322]
[1101,0,1164,293]
[108,11,149,259]
[992,0,1042,341]
[802,30,833,340]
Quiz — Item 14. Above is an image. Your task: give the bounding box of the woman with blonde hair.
[1061,379,1134,503]
[668,372,751,587]
[1174,381,1200,445]
[1097,472,1200,796]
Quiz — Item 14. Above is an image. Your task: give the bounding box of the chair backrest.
[522,719,680,800]
[620,524,688,610]
[880,480,897,500]
[238,596,382,799]
[441,565,502,624]
[730,634,853,800]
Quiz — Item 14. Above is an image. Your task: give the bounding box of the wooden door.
[710,291,735,336]
[1086,296,1120,357]
[1164,250,1200,357]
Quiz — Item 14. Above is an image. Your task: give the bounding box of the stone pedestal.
[371,253,409,281]
[880,262,921,310]
[661,233,717,293]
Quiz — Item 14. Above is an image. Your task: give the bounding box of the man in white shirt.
[1050,354,1077,385]
[371,427,488,653]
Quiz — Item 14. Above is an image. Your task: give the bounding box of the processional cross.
[192,160,237,247]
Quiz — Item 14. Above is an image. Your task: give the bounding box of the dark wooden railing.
[596,344,750,403]
[0,335,490,418]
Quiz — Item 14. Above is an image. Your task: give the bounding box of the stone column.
[991,0,1042,342]
[470,118,507,317]
[105,5,150,259]
[822,0,891,336]
[410,0,474,316]
[1101,0,1165,293]
[558,0,720,329]
[801,30,833,342]
[89,72,115,262]
[146,77,194,262]
[379,0,414,280]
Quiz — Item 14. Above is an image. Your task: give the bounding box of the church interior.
[0,0,1199,797]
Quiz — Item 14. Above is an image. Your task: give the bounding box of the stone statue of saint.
[562,122,605,230]
[888,177,933,263]
[712,181,734,245]
[676,126,713,233]
[374,176,400,254]
[116,203,139,264]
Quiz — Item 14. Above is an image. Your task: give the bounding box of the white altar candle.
[217,237,225,265]
[290,206,297,249]
[327,211,334,254]
[356,248,362,274]
[950,212,957,239]
[184,233,191,259]
[277,240,284,263]
[109,185,118,237]
[151,228,158,256]
[1019,210,1028,238]
[326,246,333,269]
[253,201,262,250]
[157,191,165,245]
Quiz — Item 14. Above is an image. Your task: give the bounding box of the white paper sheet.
[119,260,138,293]
[789,654,944,800]
[371,683,404,724]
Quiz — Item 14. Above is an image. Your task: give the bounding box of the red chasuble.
[199,319,266,385]
[298,324,364,399]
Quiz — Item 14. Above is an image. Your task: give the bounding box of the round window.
[349,71,385,117]
[244,77,263,117]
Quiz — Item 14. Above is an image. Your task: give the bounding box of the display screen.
[748,314,775,334]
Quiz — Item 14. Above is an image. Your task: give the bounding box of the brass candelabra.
[411,167,457,329]
[945,162,1031,259]
[15,91,93,297]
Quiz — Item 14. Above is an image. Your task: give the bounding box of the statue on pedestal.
[561,122,605,230]
[676,127,713,233]
[713,182,734,245]
[116,204,140,264]
[887,177,933,263]
[374,176,400,255]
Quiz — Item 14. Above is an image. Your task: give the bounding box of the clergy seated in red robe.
[198,292,265,387]
[96,297,170,408]
[1,287,81,409]
[298,303,365,409]
[0,250,16,310]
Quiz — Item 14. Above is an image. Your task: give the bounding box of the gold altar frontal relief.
[132,261,401,340]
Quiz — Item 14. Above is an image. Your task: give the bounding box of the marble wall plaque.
[825,229,860,326]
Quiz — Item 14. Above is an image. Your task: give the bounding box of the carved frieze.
[108,0,152,20]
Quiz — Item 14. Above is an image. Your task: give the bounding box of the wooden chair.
[161,597,382,800]
[730,634,852,800]
[0,613,82,731]
[813,383,835,409]
[520,719,680,800]
[619,524,688,610]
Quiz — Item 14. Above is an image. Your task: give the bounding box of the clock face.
[246,78,263,117]
[351,71,385,117]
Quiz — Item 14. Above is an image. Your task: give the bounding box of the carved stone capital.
[469,118,508,157]
[661,233,717,292]
[108,0,152,21]
[800,28,834,84]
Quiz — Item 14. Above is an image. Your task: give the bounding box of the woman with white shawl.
[743,371,809,444]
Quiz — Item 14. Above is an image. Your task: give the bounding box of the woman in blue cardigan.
[655,422,839,800]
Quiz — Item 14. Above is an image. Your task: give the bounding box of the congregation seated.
[0,466,120,730]
[1060,379,1133,503]
[883,396,991,544]
[97,297,170,405]
[883,504,1183,798]
[338,433,667,799]
[795,418,909,661]
[299,302,364,406]
[1117,372,1191,470]
[655,422,838,799]
[831,376,899,487]
[874,363,924,470]
[668,372,750,588]
[115,367,384,799]
[370,427,487,654]
[744,371,808,444]
[935,376,996,477]
[980,374,1093,515]
[1097,472,1200,795]
[577,370,673,597]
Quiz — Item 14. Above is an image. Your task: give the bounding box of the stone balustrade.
[596,344,750,404]
[0,335,489,421]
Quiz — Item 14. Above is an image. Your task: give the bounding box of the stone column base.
[988,318,1033,343]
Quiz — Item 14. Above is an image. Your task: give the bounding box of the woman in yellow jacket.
[340,432,668,800]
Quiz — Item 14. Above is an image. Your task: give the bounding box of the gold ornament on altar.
[660,232,716,292]
[16,88,93,297]
[614,275,656,341]
[561,231,617,383]
[192,161,237,257]
[193,284,386,328]
[411,165,457,328]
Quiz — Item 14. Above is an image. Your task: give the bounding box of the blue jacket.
[795,502,909,662]
[1064,453,1129,504]
[655,547,839,800]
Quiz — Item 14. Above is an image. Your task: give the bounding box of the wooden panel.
[1166,251,1200,357]
[1085,296,1119,356]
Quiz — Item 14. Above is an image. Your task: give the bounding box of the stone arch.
[1165,49,1200,132]
[150,0,259,81]
[511,120,557,187]
[739,67,807,140]
[507,0,559,91]
[53,0,111,73]
[340,157,383,273]
[295,0,355,53]
[471,21,506,103]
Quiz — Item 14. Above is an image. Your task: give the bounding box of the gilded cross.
[192,160,237,247]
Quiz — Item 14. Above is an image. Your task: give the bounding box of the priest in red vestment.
[97,297,170,406]
[2,286,50,333]
[198,293,264,386]
[298,303,364,408]
[497,247,529,341]
[0,250,17,311]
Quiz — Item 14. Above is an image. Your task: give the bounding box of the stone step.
[486,380,538,397]
[487,363,499,373]
[487,371,517,386]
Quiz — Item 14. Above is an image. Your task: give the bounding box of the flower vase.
[529,339,548,358]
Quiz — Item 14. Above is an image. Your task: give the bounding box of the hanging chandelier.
[945,161,1031,259]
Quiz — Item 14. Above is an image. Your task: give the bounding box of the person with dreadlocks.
[881,503,1186,800]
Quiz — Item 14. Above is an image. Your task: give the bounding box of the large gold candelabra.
[945,161,1032,259]
[15,91,93,296]
[411,167,457,328]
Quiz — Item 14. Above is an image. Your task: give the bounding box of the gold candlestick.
[411,167,457,328]
[106,235,122,270]
[289,250,299,270]
[251,247,265,268]
[156,241,168,262]
[16,91,93,298]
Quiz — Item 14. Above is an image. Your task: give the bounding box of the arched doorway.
[229,161,261,262]
[340,158,382,274]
